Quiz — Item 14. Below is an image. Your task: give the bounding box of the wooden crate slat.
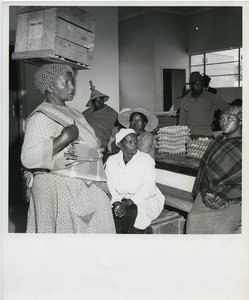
[54,37,93,66]
[14,14,29,52]
[11,56,91,70]
[151,218,185,234]
[56,18,95,49]
[17,6,96,33]
[12,6,95,68]
[57,7,96,33]
[41,8,57,50]
[12,49,56,59]
[150,210,185,234]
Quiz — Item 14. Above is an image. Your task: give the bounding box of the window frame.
[189,47,242,88]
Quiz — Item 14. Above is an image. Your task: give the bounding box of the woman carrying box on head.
[21,63,115,233]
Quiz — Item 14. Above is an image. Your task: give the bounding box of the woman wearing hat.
[187,105,242,234]
[179,71,229,139]
[105,128,165,234]
[83,81,118,152]
[21,64,115,233]
[118,108,158,158]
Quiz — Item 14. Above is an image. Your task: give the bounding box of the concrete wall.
[119,13,155,111]
[76,7,119,112]
[187,7,242,54]
[217,87,242,103]
[154,11,189,111]
[119,11,189,112]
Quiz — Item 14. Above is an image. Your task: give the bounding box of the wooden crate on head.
[12,6,96,70]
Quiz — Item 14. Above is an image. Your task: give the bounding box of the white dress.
[105,150,165,229]
[21,102,115,233]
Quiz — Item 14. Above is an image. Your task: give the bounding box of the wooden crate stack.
[148,210,185,234]
[12,6,96,69]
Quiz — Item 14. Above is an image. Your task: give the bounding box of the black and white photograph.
[2,1,249,299]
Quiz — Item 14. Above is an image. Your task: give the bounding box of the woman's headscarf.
[221,105,242,121]
[115,128,136,145]
[34,64,74,95]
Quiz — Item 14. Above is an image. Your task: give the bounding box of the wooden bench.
[157,183,194,213]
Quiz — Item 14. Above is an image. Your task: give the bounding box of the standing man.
[83,81,118,152]
[179,72,229,138]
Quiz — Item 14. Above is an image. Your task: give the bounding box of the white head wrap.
[115,128,136,146]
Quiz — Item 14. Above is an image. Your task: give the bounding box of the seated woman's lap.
[112,204,145,234]
[187,193,241,234]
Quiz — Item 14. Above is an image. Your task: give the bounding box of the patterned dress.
[21,102,115,233]
[137,131,156,159]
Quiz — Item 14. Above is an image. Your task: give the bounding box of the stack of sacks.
[186,137,212,159]
[156,125,190,155]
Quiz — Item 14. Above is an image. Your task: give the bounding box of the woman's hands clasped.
[113,199,133,217]
[203,192,227,209]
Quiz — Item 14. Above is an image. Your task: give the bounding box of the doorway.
[9,46,43,232]
[163,69,186,112]
[9,45,28,232]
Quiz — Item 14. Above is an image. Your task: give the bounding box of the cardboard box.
[149,210,185,234]
[12,6,96,69]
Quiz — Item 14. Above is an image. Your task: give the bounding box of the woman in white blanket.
[21,63,115,233]
[105,128,165,233]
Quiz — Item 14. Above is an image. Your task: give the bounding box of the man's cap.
[187,71,204,84]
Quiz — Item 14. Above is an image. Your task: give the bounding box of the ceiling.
[118,6,215,21]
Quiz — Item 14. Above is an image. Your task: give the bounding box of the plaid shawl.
[192,135,242,202]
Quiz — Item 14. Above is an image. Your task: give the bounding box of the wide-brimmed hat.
[187,71,204,84]
[118,107,158,132]
[86,80,109,107]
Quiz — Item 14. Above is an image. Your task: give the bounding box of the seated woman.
[105,128,165,234]
[187,105,242,234]
[118,108,158,159]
